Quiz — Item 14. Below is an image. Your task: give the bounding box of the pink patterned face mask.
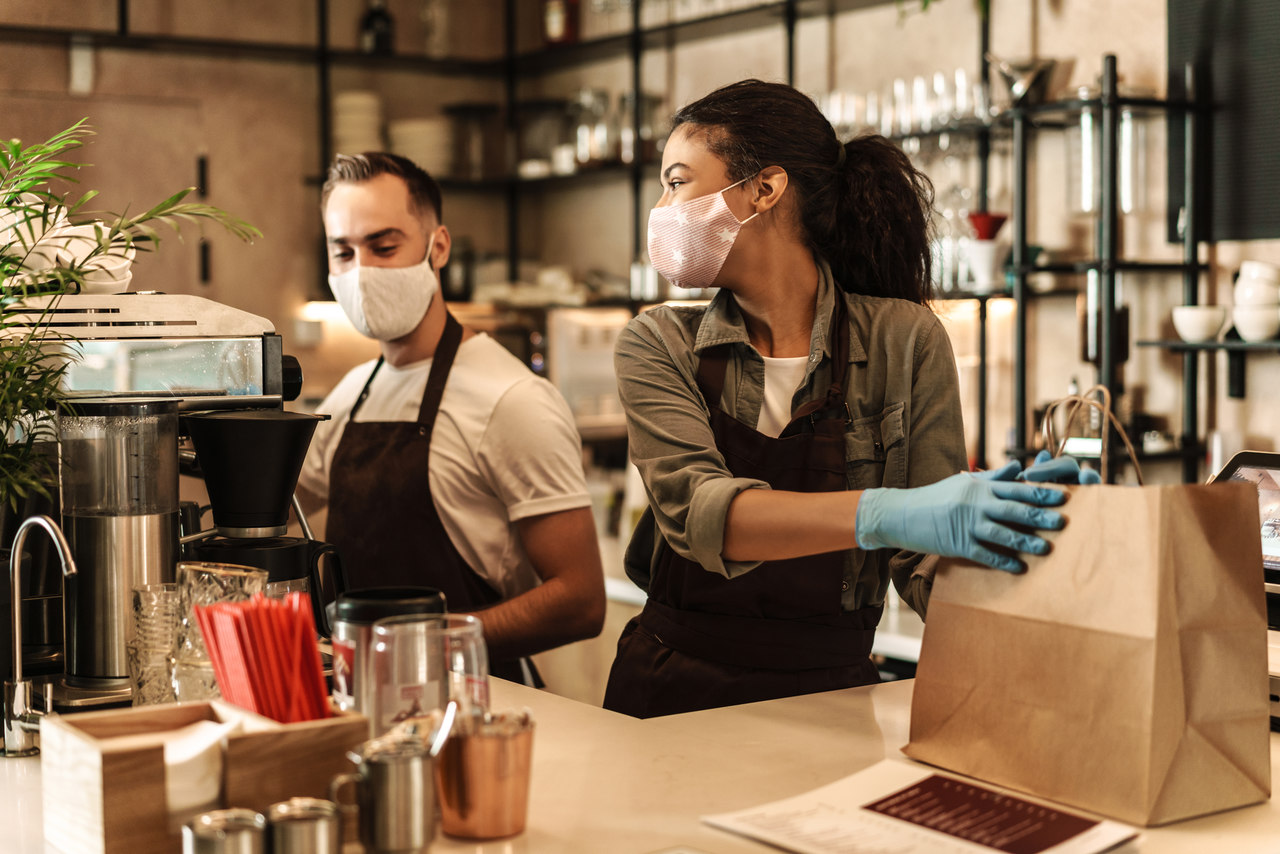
[647,175,758,289]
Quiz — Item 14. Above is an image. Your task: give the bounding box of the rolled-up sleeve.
[615,312,768,579]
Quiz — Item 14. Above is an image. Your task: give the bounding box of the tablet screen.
[1219,461,1280,572]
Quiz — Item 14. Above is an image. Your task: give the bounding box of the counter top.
[4,679,1279,852]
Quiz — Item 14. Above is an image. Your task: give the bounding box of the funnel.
[184,409,326,537]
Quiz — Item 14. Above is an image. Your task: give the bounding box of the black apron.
[603,299,882,717]
[326,312,538,686]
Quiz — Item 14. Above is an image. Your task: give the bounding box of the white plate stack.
[387,117,451,176]
[333,90,384,155]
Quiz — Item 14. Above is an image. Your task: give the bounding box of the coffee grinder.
[182,409,346,635]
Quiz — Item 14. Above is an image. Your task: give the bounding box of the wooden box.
[40,701,367,854]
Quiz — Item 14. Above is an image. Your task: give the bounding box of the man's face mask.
[328,235,438,341]
[646,175,758,289]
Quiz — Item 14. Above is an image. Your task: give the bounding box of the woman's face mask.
[328,235,438,341]
[646,175,757,289]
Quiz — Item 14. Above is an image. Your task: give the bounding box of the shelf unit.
[1005,54,1206,484]
[1136,337,1280,400]
[2,0,1004,463]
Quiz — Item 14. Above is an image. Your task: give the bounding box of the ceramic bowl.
[1231,304,1280,342]
[1171,305,1227,343]
[1235,280,1280,307]
[78,270,132,295]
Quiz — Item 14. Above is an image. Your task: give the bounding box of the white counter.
[4,679,1279,852]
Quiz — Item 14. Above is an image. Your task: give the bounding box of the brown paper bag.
[904,482,1271,826]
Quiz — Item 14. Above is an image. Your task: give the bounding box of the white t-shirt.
[757,355,809,438]
[298,333,591,599]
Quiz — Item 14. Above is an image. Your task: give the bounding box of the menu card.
[702,759,1137,854]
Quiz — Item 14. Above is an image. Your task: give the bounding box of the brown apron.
[603,299,882,718]
[326,312,538,686]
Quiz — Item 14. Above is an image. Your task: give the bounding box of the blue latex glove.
[1017,450,1102,485]
[855,471,1066,573]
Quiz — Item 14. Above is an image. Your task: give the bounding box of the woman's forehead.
[663,125,729,173]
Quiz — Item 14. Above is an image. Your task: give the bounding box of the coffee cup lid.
[334,587,447,624]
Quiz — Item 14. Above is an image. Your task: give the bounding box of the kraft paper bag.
[904,482,1271,826]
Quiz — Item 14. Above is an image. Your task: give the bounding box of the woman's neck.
[729,245,821,358]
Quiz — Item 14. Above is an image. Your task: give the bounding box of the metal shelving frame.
[1007,54,1205,483]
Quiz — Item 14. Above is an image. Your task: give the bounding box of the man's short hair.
[322,152,444,224]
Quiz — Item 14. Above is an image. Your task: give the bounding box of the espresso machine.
[4,292,327,713]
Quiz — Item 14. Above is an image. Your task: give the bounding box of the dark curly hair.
[671,79,935,304]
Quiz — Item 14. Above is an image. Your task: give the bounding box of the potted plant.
[1,119,261,518]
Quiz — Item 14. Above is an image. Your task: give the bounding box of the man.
[298,152,605,685]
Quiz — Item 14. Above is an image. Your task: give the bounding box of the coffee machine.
[6,292,323,710]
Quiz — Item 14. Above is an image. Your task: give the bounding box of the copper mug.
[434,709,535,839]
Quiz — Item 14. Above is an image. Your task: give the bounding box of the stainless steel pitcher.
[59,398,179,686]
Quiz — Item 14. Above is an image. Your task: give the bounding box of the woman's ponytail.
[825,135,934,304]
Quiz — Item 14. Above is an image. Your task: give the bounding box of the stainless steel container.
[183,808,266,854]
[329,587,445,720]
[60,398,179,686]
[267,797,341,854]
[331,738,435,853]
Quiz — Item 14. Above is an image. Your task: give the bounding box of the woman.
[604,79,1084,718]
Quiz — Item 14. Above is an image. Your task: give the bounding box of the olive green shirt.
[616,261,967,618]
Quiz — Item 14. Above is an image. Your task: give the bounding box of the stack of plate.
[387,117,451,176]
[333,90,384,155]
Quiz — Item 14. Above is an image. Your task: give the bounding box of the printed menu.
[702,760,1137,854]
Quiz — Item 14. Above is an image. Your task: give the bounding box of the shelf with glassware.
[1004,54,1206,484]
[514,0,907,76]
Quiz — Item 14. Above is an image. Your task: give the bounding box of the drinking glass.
[127,582,178,706]
[172,561,268,702]
[370,614,489,737]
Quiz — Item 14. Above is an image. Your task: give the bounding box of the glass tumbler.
[127,582,179,706]
[172,561,268,702]
[370,614,489,737]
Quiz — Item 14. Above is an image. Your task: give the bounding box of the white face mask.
[328,238,438,341]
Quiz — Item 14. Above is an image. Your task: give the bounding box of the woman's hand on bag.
[855,471,1066,573]
[1016,450,1102,485]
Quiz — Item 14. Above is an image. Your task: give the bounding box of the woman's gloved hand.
[855,470,1067,573]
[1016,450,1102,485]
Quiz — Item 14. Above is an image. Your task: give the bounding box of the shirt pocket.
[844,402,907,489]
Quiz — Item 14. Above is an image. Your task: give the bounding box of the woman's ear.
[751,166,790,213]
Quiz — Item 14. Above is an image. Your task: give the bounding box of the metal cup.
[267,797,341,854]
[182,808,266,854]
[330,737,435,853]
[435,710,535,840]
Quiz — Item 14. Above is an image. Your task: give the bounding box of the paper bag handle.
[1039,384,1144,485]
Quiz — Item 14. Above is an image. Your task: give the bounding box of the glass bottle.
[359,0,395,55]
[543,0,581,45]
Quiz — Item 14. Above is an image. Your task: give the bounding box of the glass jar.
[571,88,613,168]
[619,92,664,164]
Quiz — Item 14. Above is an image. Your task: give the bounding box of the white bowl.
[1239,260,1280,285]
[79,270,132,295]
[1232,304,1280,342]
[1235,276,1280,306]
[1171,305,1227,342]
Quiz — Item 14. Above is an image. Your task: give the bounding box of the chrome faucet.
[4,515,77,757]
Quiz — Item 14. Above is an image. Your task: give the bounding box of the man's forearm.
[465,506,606,661]
[463,574,603,660]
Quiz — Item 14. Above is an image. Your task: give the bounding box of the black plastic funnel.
[183,409,325,533]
